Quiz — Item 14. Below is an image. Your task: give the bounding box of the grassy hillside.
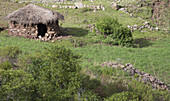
[0,0,169,84]
[0,0,170,100]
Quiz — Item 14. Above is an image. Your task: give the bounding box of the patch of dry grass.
[0,1,23,27]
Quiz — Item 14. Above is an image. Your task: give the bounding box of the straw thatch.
[4,4,64,25]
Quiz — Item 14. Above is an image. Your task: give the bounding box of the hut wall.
[46,23,60,40]
[9,22,38,39]
[8,20,60,41]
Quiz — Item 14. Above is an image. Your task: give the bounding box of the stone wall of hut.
[8,21,60,41]
[45,22,60,41]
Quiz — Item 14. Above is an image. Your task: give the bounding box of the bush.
[0,45,21,59]
[0,45,21,67]
[104,80,170,101]
[96,17,133,47]
[26,46,81,100]
[80,7,92,13]
[0,46,82,100]
[0,61,33,100]
[105,91,139,101]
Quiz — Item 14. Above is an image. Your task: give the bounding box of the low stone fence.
[52,4,105,12]
[127,21,156,32]
[101,62,170,91]
[86,22,166,34]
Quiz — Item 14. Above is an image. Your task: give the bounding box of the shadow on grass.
[134,38,153,48]
[0,28,4,32]
[61,27,89,37]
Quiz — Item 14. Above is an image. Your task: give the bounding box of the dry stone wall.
[101,62,170,91]
[51,3,105,11]
[9,22,38,39]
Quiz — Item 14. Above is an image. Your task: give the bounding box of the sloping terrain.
[0,0,170,100]
[124,0,169,29]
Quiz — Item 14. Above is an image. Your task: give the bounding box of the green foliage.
[75,89,100,101]
[96,18,122,35]
[81,75,101,90]
[0,1,170,100]
[95,17,133,47]
[128,80,170,101]
[26,46,81,100]
[0,45,21,59]
[104,80,170,101]
[105,91,139,101]
[0,61,33,100]
[0,45,21,67]
[80,7,92,13]
[0,61,12,70]
[0,46,82,100]
[104,80,128,97]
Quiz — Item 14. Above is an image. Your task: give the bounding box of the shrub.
[104,91,139,101]
[96,18,122,35]
[104,80,170,101]
[0,46,82,100]
[26,46,81,100]
[96,17,133,47]
[80,7,92,13]
[0,45,21,67]
[0,45,21,59]
[0,61,33,100]
[128,80,170,101]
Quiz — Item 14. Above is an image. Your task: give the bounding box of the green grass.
[1,30,170,84]
[0,0,170,85]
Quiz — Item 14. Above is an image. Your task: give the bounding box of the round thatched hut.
[4,4,64,41]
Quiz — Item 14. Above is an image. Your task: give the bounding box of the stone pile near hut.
[101,62,170,91]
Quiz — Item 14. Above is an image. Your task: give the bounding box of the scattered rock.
[155,27,159,31]
[51,40,55,43]
[75,2,84,9]
[93,7,97,12]
[111,2,119,10]
[52,5,58,8]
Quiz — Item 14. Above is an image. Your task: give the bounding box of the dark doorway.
[37,23,47,37]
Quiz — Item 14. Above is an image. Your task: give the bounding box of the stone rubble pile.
[101,62,170,91]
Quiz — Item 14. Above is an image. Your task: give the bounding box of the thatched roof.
[4,4,64,25]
